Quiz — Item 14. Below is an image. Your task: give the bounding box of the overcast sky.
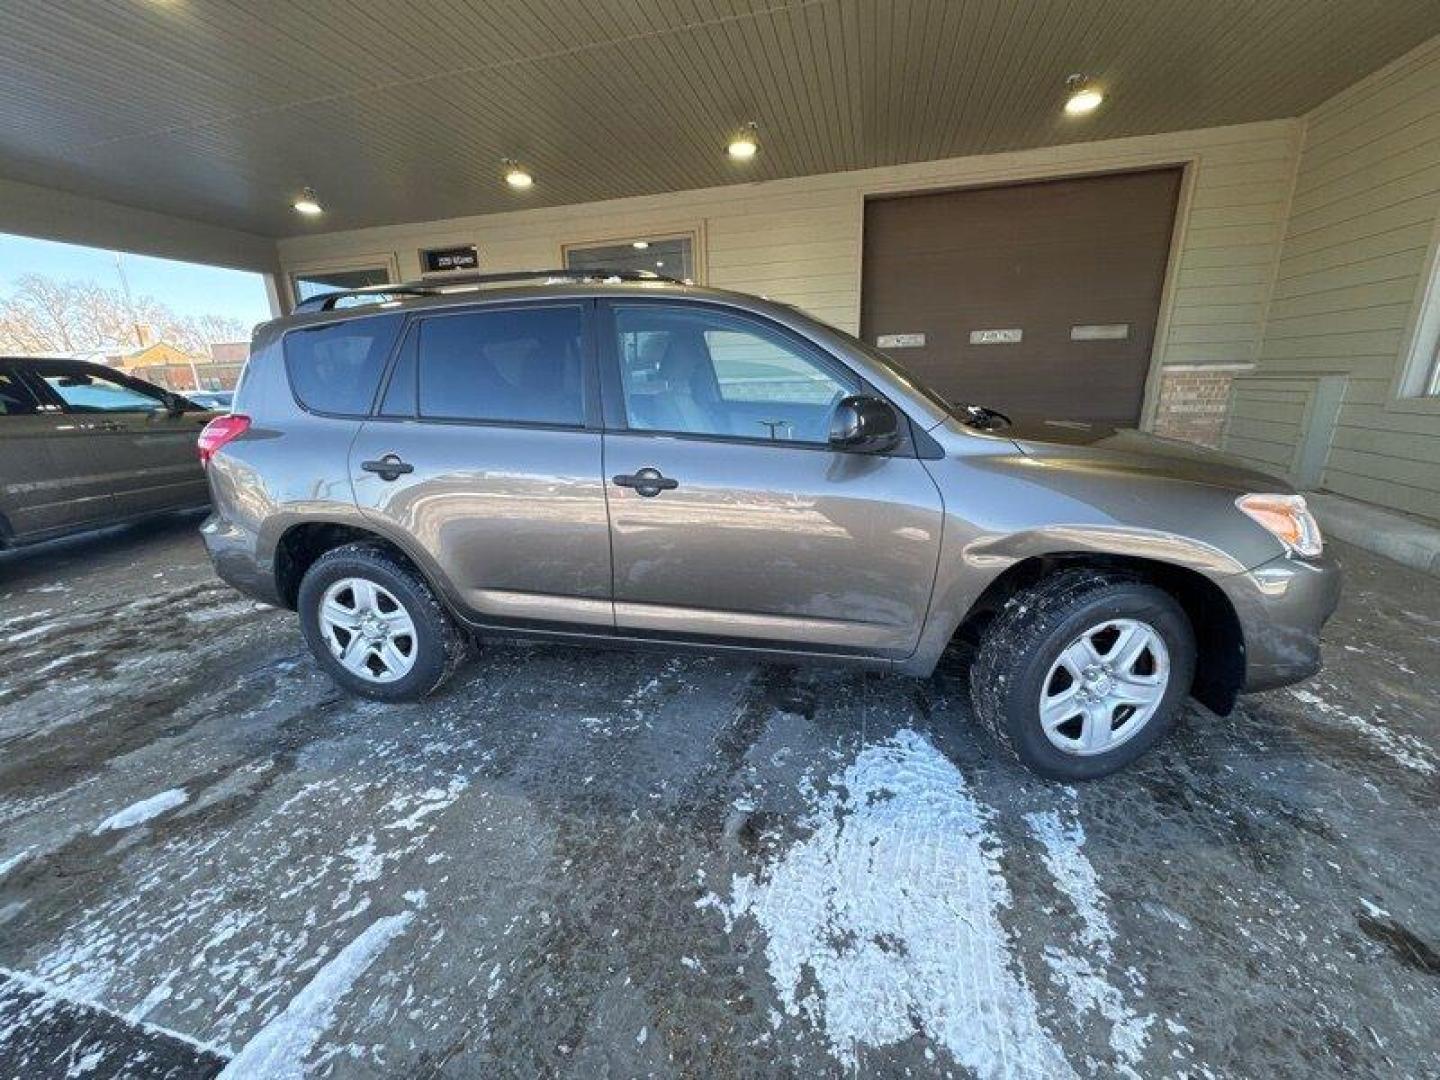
[0,232,272,327]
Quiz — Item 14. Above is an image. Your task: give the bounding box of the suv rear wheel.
[970,571,1196,780]
[297,542,469,702]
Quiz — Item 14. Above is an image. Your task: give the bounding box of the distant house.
[207,341,249,365]
[50,332,244,392]
[108,340,198,375]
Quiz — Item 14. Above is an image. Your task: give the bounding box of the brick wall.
[1150,365,1251,448]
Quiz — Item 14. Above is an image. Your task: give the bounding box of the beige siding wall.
[279,120,1299,406]
[1233,36,1440,519]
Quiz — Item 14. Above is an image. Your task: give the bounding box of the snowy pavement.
[0,512,1437,1078]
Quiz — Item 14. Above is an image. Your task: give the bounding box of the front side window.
[34,365,166,412]
[416,306,585,426]
[283,314,404,416]
[612,305,858,443]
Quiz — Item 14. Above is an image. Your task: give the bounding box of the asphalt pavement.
[0,513,1436,1078]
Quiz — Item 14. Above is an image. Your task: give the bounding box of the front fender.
[900,522,1249,678]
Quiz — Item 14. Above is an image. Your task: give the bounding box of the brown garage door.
[861,168,1182,426]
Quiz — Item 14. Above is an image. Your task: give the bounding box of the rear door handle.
[361,454,414,481]
[612,467,678,497]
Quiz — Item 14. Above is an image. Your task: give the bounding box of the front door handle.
[361,454,414,481]
[612,467,679,497]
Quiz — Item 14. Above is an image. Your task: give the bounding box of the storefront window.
[564,234,696,281]
[291,265,394,307]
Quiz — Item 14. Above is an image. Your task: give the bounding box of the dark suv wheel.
[971,571,1196,780]
[297,542,470,702]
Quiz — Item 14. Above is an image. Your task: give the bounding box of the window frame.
[371,299,603,433]
[561,228,704,284]
[594,298,917,457]
[24,360,172,415]
[280,311,407,420]
[1390,207,1440,411]
[287,252,399,309]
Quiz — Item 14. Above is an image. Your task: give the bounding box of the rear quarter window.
[283,314,403,416]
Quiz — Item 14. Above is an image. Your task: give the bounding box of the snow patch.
[1024,810,1112,954]
[217,911,413,1079]
[1024,808,1154,1072]
[0,848,31,880]
[704,729,1074,1076]
[1289,689,1436,775]
[93,788,189,834]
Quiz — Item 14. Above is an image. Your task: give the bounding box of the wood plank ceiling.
[2,0,1439,238]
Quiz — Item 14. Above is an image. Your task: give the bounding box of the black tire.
[296,542,471,702]
[970,571,1196,780]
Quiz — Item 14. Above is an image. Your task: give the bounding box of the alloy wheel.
[318,577,418,683]
[1039,618,1170,756]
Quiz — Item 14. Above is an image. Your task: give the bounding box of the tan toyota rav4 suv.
[198,270,1339,779]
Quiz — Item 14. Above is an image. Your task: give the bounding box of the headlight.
[1236,493,1323,557]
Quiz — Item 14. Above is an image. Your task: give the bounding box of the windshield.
[776,302,957,417]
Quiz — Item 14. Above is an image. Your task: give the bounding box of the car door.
[29,360,212,517]
[350,301,613,629]
[598,300,945,658]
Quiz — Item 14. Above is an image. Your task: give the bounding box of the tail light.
[198,414,251,466]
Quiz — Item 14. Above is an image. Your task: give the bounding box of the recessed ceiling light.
[292,187,323,215]
[655,260,665,268]
[727,121,759,160]
[632,240,650,250]
[502,159,533,189]
[1064,75,1104,116]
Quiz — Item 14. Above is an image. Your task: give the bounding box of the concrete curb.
[1306,491,1440,576]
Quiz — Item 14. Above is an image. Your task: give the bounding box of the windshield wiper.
[955,402,1012,430]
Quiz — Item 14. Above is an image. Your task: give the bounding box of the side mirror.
[829,395,900,452]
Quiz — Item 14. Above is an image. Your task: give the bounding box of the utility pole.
[114,251,200,392]
[113,252,142,349]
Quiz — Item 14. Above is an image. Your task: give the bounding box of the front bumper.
[1222,552,1342,692]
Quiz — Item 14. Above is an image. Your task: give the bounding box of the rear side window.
[283,314,403,416]
[416,306,584,426]
[0,371,40,416]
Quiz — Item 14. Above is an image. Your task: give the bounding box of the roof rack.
[291,268,682,314]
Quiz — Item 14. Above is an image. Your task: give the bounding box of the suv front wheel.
[971,571,1196,780]
[297,542,470,702]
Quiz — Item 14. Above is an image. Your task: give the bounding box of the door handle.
[612,467,678,497]
[361,454,414,481]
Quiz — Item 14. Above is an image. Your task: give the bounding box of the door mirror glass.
[829,395,900,452]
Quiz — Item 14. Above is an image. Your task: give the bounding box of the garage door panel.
[865,247,1171,300]
[862,168,1182,426]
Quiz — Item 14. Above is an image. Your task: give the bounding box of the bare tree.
[0,273,248,357]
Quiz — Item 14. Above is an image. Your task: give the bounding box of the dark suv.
[199,270,1339,779]
[1,357,215,546]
